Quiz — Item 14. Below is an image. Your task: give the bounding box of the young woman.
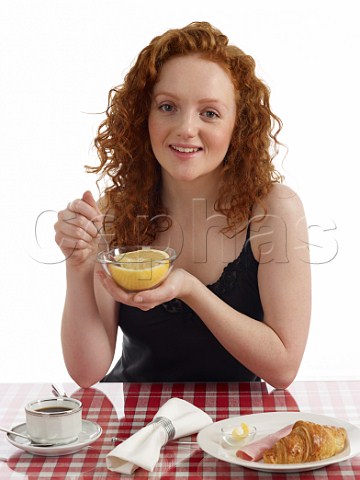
[55,22,311,388]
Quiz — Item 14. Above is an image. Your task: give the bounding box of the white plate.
[7,419,102,457]
[197,412,360,473]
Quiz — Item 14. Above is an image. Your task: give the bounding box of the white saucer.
[6,419,102,456]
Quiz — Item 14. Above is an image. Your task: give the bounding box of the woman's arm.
[61,263,118,388]
[55,191,119,388]
[186,185,311,388]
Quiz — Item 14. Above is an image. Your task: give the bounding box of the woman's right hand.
[54,191,104,268]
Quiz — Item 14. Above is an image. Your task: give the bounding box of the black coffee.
[36,406,73,413]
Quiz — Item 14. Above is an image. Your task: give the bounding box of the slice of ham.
[236,424,293,461]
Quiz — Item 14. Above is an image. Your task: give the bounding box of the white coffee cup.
[25,397,82,444]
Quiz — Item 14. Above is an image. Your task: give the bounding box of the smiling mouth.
[170,145,202,153]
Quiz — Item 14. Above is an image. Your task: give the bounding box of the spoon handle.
[51,383,68,397]
[0,427,29,439]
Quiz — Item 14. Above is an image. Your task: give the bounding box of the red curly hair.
[88,21,283,246]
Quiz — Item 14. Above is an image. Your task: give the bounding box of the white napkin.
[106,397,213,474]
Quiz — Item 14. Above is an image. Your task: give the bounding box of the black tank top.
[102,224,263,382]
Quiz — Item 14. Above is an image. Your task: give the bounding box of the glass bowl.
[221,424,256,449]
[97,245,177,292]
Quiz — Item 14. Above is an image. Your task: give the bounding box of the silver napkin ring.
[150,416,176,445]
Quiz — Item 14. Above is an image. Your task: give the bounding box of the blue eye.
[203,110,219,119]
[159,104,174,112]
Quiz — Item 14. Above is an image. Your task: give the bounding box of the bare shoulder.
[252,183,306,225]
[250,183,308,263]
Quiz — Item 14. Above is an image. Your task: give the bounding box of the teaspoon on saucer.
[1,426,72,448]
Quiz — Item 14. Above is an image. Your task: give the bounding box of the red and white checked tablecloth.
[0,381,359,479]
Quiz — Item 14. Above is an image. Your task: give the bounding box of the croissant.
[263,420,347,464]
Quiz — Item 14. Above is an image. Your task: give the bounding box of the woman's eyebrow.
[153,92,228,108]
[152,92,180,100]
[198,97,227,107]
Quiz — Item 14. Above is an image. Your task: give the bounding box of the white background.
[1,0,359,383]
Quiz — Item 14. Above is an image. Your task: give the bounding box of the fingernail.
[135,296,143,303]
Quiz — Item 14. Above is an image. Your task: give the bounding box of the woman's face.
[148,54,236,184]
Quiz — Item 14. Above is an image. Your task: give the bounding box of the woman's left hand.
[96,267,192,310]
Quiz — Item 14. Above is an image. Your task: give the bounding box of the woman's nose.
[176,112,198,138]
